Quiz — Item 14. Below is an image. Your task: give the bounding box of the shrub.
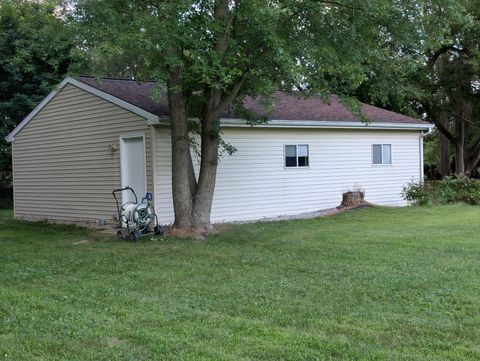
[402,176,480,206]
[401,181,432,205]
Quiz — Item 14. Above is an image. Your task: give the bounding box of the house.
[6,76,433,225]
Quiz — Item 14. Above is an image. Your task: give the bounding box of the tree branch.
[467,141,480,172]
[213,0,237,59]
[428,45,468,69]
[212,44,271,116]
[214,75,247,116]
[434,118,458,145]
[312,0,359,11]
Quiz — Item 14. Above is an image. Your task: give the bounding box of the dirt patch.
[71,240,91,245]
[164,223,231,240]
[230,207,340,224]
[336,202,376,212]
[104,337,125,347]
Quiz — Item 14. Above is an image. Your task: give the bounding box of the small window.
[373,144,392,165]
[285,145,309,167]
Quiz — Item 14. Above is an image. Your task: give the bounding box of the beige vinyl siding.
[12,84,153,224]
[154,127,422,224]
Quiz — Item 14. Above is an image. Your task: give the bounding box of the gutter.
[148,117,434,131]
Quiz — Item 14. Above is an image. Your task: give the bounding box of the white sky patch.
[53,2,75,20]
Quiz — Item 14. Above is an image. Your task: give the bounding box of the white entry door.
[121,136,146,204]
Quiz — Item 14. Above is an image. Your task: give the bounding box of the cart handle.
[112,186,138,204]
[112,187,139,228]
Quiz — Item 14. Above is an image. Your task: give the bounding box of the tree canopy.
[0,0,74,186]
[423,0,480,175]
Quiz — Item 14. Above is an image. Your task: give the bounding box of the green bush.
[401,181,432,205]
[402,176,480,206]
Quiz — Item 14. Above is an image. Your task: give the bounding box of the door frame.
[119,132,147,199]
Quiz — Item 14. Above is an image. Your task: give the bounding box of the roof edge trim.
[149,117,433,130]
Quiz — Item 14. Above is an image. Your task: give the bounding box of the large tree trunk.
[440,134,451,176]
[191,126,220,230]
[454,98,471,175]
[167,70,195,228]
[454,123,465,175]
[192,91,222,231]
[454,142,465,175]
[438,112,450,176]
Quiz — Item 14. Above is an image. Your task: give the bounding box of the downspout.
[150,125,158,213]
[419,127,434,182]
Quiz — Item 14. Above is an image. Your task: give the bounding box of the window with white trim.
[285,145,309,167]
[373,144,392,165]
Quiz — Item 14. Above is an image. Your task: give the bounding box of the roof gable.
[5,77,159,142]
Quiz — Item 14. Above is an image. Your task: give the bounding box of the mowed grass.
[1,205,480,360]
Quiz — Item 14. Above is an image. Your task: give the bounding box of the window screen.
[285,145,309,167]
[297,145,309,167]
[382,144,392,164]
[285,145,297,167]
[373,144,382,164]
[373,144,392,165]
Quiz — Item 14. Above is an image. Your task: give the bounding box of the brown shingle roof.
[78,76,169,117]
[78,76,428,125]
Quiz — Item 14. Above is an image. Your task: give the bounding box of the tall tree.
[422,0,480,175]
[351,0,480,177]
[0,0,74,186]
[71,0,426,231]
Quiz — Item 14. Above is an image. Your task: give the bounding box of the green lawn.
[1,205,480,360]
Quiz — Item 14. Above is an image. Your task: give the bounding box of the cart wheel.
[129,230,140,242]
[116,230,126,240]
[154,225,163,235]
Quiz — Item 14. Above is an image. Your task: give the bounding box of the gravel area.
[232,207,341,224]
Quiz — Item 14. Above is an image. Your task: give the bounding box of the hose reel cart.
[112,186,163,241]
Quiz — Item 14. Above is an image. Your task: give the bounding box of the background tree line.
[0,0,479,227]
[0,0,76,207]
